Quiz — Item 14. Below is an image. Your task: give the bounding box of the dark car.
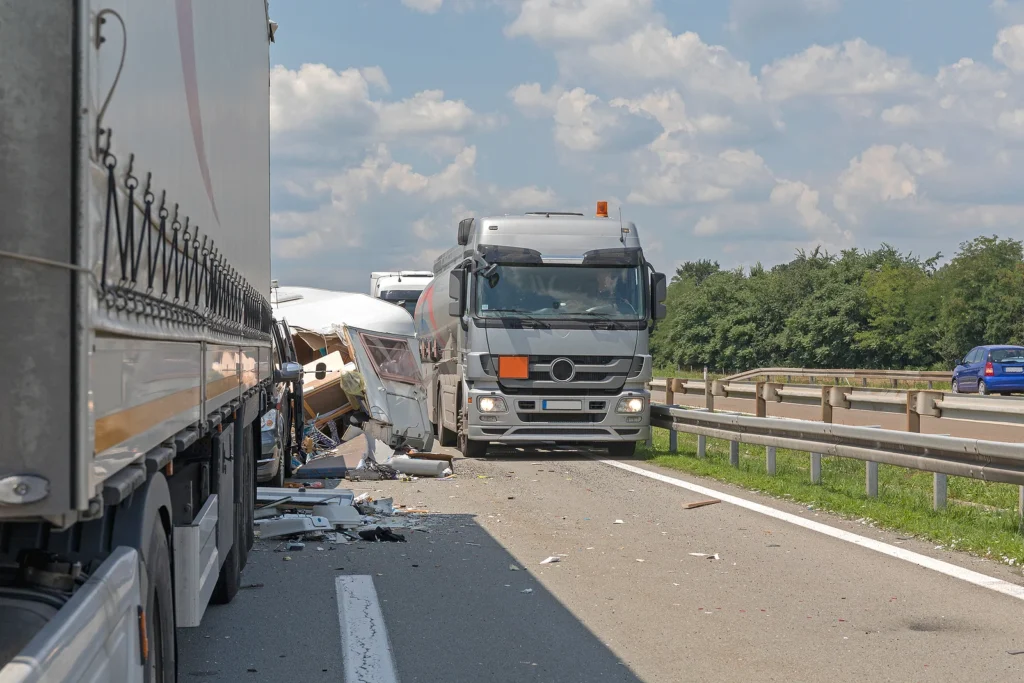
[257,319,305,486]
[952,345,1024,395]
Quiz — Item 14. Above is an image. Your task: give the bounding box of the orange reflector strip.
[138,606,149,664]
[498,356,529,379]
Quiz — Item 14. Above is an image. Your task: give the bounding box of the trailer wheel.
[144,525,176,683]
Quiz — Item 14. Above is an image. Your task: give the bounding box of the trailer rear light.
[498,356,529,379]
[985,362,994,376]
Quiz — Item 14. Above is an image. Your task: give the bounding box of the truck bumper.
[466,388,650,444]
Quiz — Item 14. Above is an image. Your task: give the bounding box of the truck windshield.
[475,265,644,319]
[379,290,421,316]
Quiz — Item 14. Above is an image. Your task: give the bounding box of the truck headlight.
[478,396,508,413]
[616,397,645,414]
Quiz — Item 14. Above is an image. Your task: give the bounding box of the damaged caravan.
[272,286,434,453]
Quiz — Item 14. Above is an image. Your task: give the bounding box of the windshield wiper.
[575,310,631,328]
[486,309,551,328]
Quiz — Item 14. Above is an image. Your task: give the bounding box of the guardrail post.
[1019,487,1024,531]
[810,453,822,484]
[906,390,921,434]
[730,440,740,467]
[766,446,776,475]
[755,381,766,418]
[821,386,833,424]
[697,435,706,458]
[705,379,715,412]
[933,473,947,510]
[664,381,677,452]
[866,461,878,497]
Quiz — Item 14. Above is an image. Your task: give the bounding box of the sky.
[267,0,1024,291]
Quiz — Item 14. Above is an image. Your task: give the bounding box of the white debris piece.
[255,515,334,539]
[313,503,362,528]
[539,556,560,565]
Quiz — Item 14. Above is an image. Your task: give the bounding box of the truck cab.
[370,271,433,316]
[415,204,667,458]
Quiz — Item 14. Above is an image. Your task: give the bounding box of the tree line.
[651,236,1024,373]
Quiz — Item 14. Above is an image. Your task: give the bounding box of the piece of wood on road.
[683,499,721,510]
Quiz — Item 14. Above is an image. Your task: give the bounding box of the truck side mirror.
[314,362,327,380]
[651,272,667,320]
[457,218,474,246]
[274,361,302,384]
[448,267,465,318]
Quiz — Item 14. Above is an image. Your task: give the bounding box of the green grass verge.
[639,427,1024,566]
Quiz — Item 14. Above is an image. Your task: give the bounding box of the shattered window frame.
[357,332,421,384]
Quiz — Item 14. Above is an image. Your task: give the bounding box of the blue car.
[952,345,1024,395]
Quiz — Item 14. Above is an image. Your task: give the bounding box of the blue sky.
[268,0,1024,290]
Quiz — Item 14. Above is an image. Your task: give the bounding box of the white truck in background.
[370,271,434,316]
[0,2,283,680]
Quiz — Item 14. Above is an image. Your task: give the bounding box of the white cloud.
[610,90,738,135]
[770,179,850,244]
[509,82,564,117]
[505,0,653,42]
[998,108,1024,135]
[994,25,1024,72]
[272,144,478,259]
[880,105,923,125]
[762,39,923,101]
[270,63,491,141]
[628,136,773,205]
[401,0,444,12]
[509,84,623,151]
[579,26,762,103]
[833,144,948,219]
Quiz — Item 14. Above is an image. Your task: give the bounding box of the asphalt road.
[180,447,1024,682]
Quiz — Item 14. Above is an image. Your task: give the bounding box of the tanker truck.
[414,203,667,458]
[1,2,281,679]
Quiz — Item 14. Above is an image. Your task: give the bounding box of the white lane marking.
[596,458,1024,602]
[335,575,400,683]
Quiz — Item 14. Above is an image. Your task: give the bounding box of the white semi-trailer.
[0,2,284,680]
[370,271,434,315]
[414,204,667,458]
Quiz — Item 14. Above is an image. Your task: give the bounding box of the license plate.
[1007,367,1023,373]
[542,400,582,410]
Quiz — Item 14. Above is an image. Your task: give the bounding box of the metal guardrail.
[648,404,1024,515]
[722,367,951,386]
[649,378,1024,427]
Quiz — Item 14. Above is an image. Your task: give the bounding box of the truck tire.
[438,386,457,447]
[144,524,176,683]
[606,441,637,458]
[457,411,488,458]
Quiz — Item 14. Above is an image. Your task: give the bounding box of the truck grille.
[517,412,602,423]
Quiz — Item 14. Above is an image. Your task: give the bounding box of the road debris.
[683,499,721,510]
[358,527,407,543]
[613,520,624,524]
[521,588,534,594]
[539,556,560,565]
[509,564,521,571]
[287,542,305,551]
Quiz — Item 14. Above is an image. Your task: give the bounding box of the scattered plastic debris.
[614,520,624,525]
[287,541,305,551]
[540,557,560,565]
[683,499,721,510]
[521,588,533,594]
[509,564,521,571]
